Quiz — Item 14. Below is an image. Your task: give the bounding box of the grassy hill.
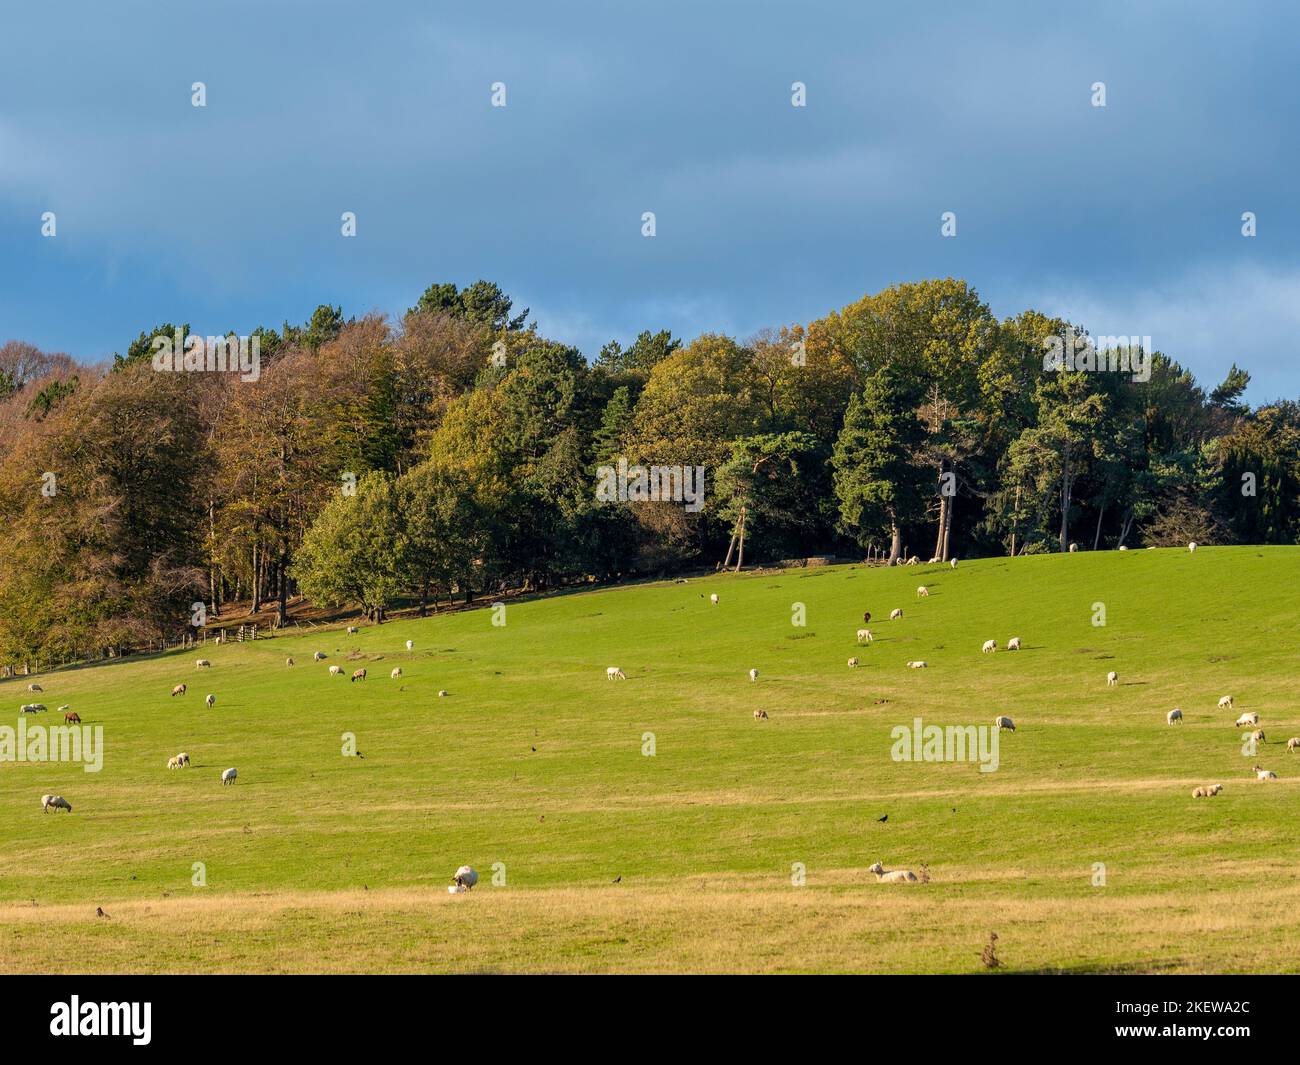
[2,546,1299,973]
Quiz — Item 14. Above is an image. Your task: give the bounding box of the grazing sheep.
[949,558,958,568]
[1107,671,1118,687]
[847,657,859,668]
[1218,695,1234,710]
[906,661,927,669]
[57,704,69,712]
[168,756,180,770]
[329,665,343,676]
[27,683,42,692]
[1118,545,1128,551]
[1286,737,1300,752]
[1167,708,1183,725]
[868,860,919,884]
[347,626,359,634]
[1188,541,1198,552]
[1007,637,1021,651]
[1192,784,1223,798]
[171,684,186,697]
[928,557,939,564]
[221,767,238,786]
[19,705,37,714]
[1069,543,1078,553]
[981,639,996,654]
[351,668,367,682]
[196,659,211,669]
[748,668,759,682]
[41,794,72,813]
[916,585,929,598]
[606,667,627,680]
[390,667,402,679]
[449,865,478,893]
[856,628,873,644]
[1251,729,1267,746]
[33,703,47,712]
[1254,766,1277,781]
[63,712,81,724]
[709,593,719,605]
[313,651,327,662]
[177,752,190,766]
[438,690,449,697]
[285,657,295,667]
[889,608,903,620]
[753,709,769,720]
[1235,712,1259,728]
[994,715,1015,731]
[406,640,414,651]
[205,694,215,709]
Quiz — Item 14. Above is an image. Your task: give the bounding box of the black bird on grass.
[612,876,621,884]
[876,814,888,823]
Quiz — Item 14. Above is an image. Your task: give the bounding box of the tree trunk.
[887,511,902,566]
[1092,504,1105,551]
[1059,441,1072,552]
[276,552,289,628]
[734,507,746,572]
[942,490,954,561]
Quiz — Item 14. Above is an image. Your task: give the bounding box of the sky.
[2,0,1299,399]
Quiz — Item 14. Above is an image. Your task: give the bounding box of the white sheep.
[1069,543,1078,553]
[1007,637,1021,651]
[994,715,1015,731]
[606,667,627,680]
[196,659,211,669]
[949,558,958,569]
[449,865,478,893]
[1251,729,1267,746]
[1218,695,1234,710]
[1107,671,1118,687]
[27,683,42,692]
[391,667,402,679]
[406,640,414,651]
[868,860,918,884]
[167,756,180,770]
[1191,784,1222,798]
[916,585,929,598]
[19,705,38,715]
[438,690,449,697]
[889,608,903,620]
[981,639,996,654]
[1166,708,1183,725]
[41,794,72,813]
[847,657,859,668]
[171,683,186,697]
[906,661,927,669]
[1286,737,1300,752]
[205,694,215,709]
[313,651,327,661]
[1235,712,1259,728]
[347,626,359,634]
[1188,542,1198,552]
[177,752,190,767]
[329,665,343,676]
[753,709,769,720]
[1118,545,1128,551]
[709,594,719,605]
[221,767,238,786]
[856,628,873,644]
[1254,766,1277,781]
[748,668,759,682]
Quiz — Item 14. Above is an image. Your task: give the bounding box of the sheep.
[1007,637,1021,651]
[1118,545,1128,551]
[1107,671,1118,687]
[847,657,859,668]
[351,668,367,683]
[1286,737,1300,752]
[1167,708,1183,725]
[168,756,180,770]
[19,705,38,715]
[23,703,48,713]
[889,608,903,620]
[41,794,72,813]
[329,665,343,676]
[748,668,759,682]
[438,690,449,697]
[177,752,190,767]
[753,709,769,720]
[196,659,211,669]
[606,667,627,680]
[313,651,327,662]
[916,585,929,598]
[347,626,359,634]
[57,704,69,712]
[709,594,719,605]
[906,661,927,669]
[63,712,81,724]
[856,628,873,644]
[1218,695,1234,710]
[981,639,996,654]
[1251,729,1267,746]
[1192,784,1223,798]
[391,667,402,679]
[406,640,414,651]
[928,557,939,564]
[285,657,295,667]
[27,683,42,692]
[1069,543,1078,553]
[949,558,958,568]
[1188,541,1198,552]
[1253,765,1277,781]
[1235,712,1259,728]
[202,693,214,709]
[868,861,919,884]
[221,767,238,786]
[171,684,186,697]
[994,715,1015,731]
[449,865,478,893]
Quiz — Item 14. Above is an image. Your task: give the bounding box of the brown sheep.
[171,683,186,697]
[63,712,81,724]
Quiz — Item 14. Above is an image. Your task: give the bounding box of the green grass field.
[3,546,1299,973]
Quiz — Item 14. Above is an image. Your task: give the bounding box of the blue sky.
[2,0,1298,398]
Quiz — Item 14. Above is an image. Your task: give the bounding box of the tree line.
[1,277,1296,665]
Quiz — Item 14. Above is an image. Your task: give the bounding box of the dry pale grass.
[4,877,1300,974]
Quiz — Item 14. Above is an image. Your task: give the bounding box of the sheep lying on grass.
[868,861,919,883]
[41,794,72,813]
[906,661,927,669]
[438,690,449,697]
[1254,766,1277,781]
[1192,784,1223,798]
